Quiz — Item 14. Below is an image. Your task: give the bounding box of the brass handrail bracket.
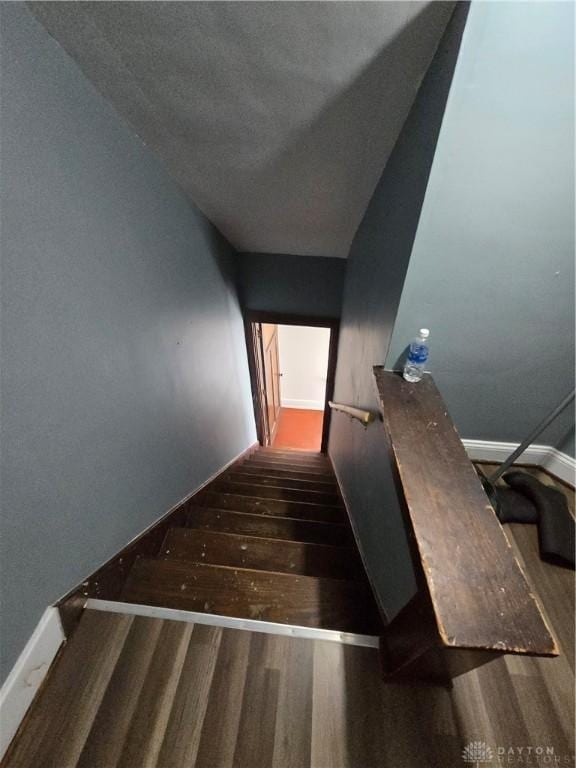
[328,401,379,427]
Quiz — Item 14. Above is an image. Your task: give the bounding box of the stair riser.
[258,448,326,459]
[253,447,328,459]
[222,472,336,494]
[249,456,330,469]
[235,465,335,483]
[199,491,344,523]
[259,448,324,457]
[243,459,333,476]
[211,480,340,507]
[160,528,358,580]
[186,508,351,546]
[121,559,375,632]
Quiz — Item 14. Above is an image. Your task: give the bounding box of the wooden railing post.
[373,367,557,685]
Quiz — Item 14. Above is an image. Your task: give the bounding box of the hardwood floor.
[159,528,363,580]
[121,559,377,632]
[272,408,324,451]
[186,506,352,546]
[476,463,575,668]
[5,481,574,767]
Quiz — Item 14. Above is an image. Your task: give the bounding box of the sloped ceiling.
[30,1,453,258]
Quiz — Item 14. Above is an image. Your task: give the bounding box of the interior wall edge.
[328,2,471,623]
[385,1,575,457]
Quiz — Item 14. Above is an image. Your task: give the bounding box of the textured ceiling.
[30,1,453,258]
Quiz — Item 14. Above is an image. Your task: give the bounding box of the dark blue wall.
[328,4,469,621]
[238,252,346,319]
[387,1,575,461]
[0,5,255,681]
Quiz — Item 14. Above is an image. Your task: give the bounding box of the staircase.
[120,448,381,635]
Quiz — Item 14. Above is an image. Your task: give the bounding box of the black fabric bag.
[502,471,575,569]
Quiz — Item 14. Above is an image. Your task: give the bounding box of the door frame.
[243,311,340,453]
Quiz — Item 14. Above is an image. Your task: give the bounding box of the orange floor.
[272,407,324,451]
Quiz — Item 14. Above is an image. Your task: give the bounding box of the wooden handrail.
[372,367,557,683]
[328,401,379,427]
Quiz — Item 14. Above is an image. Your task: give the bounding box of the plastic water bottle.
[403,329,430,383]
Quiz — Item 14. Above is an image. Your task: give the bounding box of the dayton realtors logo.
[462,742,494,764]
[461,742,575,765]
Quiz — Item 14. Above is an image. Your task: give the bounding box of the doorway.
[244,312,339,453]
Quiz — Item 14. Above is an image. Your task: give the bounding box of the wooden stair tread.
[235,464,335,482]
[247,454,328,466]
[374,368,557,657]
[211,479,341,507]
[243,461,333,477]
[160,527,360,580]
[222,471,336,493]
[186,507,352,546]
[259,448,326,456]
[247,455,330,469]
[258,448,328,462]
[120,558,378,632]
[199,491,345,523]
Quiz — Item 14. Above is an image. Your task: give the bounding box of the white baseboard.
[462,439,575,486]
[0,441,259,759]
[281,398,324,411]
[0,607,65,759]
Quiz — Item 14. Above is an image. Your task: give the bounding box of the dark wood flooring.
[5,496,574,767]
[4,465,574,767]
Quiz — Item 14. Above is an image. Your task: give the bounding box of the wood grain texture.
[476,464,575,671]
[75,616,164,768]
[223,471,336,493]
[193,627,252,768]
[3,611,134,767]
[160,527,360,579]
[244,455,331,470]
[233,464,336,483]
[244,458,333,476]
[258,448,328,461]
[374,368,557,657]
[211,479,341,507]
[156,624,222,768]
[115,621,194,768]
[186,506,352,546]
[199,491,345,523]
[7,520,574,768]
[233,632,280,768]
[120,558,377,632]
[54,446,376,660]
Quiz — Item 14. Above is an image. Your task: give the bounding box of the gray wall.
[238,252,346,319]
[0,4,255,682]
[558,428,575,460]
[387,1,575,459]
[328,4,469,621]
